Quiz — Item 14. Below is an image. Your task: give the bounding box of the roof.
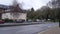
[0,4,27,13]
[0,4,9,10]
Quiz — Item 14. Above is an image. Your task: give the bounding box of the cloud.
[0,0,13,5]
[18,0,51,10]
[0,0,51,10]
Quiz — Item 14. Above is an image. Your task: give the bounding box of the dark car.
[0,20,5,24]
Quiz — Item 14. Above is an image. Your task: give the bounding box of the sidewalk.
[38,26,60,34]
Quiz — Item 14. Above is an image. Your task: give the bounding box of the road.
[0,23,58,34]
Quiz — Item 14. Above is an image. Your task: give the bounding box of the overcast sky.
[0,0,51,10]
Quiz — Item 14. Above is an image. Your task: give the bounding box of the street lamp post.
[57,8,60,27]
[0,13,2,19]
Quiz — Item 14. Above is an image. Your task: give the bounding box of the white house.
[2,12,27,21]
[0,0,27,21]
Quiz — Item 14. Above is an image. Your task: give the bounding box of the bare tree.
[10,0,23,19]
[48,0,60,27]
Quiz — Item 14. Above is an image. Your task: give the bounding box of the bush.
[4,18,13,23]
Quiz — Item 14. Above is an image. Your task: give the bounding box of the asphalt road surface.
[0,23,58,34]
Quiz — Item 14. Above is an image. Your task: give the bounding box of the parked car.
[15,19,25,23]
[28,19,32,22]
[0,20,5,24]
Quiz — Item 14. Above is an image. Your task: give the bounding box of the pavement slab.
[38,26,60,34]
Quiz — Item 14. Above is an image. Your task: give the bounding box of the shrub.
[4,18,13,23]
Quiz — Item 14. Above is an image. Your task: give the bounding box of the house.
[2,11,27,21]
[0,4,27,21]
[0,0,27,22]
[0,4,9,19]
